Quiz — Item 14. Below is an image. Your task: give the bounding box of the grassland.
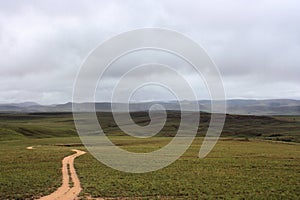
[0,112,300,199]
[0,137,81,199]
[1,111,300,142]
[0,136,299,199]
[76,137,300,199]
[0,113,77,141]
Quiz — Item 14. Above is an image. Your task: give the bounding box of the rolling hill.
[0,99,300,115]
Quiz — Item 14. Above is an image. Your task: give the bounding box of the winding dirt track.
[38,149,86,200]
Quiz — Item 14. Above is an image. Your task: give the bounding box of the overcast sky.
[0,0,299,104]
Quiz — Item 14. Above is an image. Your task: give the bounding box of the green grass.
[1,112,300,142]
[0,137,81,199]
[1,112,300,199]
[1,136,299,199]
[0,113,77,141]
[75,137,300,199]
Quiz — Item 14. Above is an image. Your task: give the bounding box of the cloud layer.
[0,0,299,104]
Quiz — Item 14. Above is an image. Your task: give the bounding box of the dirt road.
[38,149,86,200]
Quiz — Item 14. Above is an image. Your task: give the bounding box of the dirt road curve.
[38,149,86,200]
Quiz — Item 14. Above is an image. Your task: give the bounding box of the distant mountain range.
[0,99,300,115]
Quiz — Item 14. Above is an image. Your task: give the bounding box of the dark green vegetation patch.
[1,112,300,142]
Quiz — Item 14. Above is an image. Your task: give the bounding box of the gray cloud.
[0,0,299,104]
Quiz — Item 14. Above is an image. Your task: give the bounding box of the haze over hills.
[0,99,300,115]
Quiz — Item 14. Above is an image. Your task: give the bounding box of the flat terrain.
[0,137,76,199]
[0,112,300,199]
[77,137,300,199]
